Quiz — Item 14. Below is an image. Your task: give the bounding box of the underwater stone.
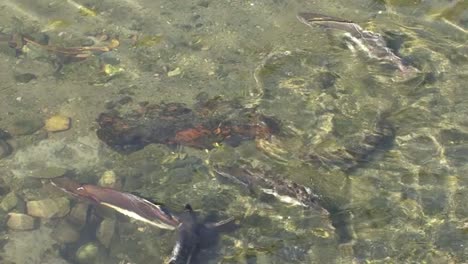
[98,170,120,189]
[0,140,13,159]
[10,119,44,136]
[14,73,37,84]
[20,177,43,190]
[26,197,70,218]
[45,115,71,132]
[6,213,35,230]
[67,203,88,227]
[96,218,115,248]
[167,67,182,77]
[52,221,80,243]
[0,192,18,211]
[167,167,194,184]
[31,167,67,179]
[76,242,99,264]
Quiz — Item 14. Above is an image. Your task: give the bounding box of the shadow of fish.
[51,177,236,264]
[297,12,418,74]
[168,204,237,264]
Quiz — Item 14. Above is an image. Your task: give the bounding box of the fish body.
[51,177,179,230]
[297,12,417,73]
[297,12,362,36]
[214,165,329,215]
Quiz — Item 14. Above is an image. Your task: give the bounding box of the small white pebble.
[16,97,22,101]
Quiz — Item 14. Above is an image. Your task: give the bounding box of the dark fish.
[51,177,179,230]
[297,12,418,73]
[213,165,330,216]
[168,204,236,264]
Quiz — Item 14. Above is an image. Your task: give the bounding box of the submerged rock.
[45,115,71,132]
[67,203,89,227]
[9,118,44,136]
[52,221,80,243]
[75,242,100,264]
[14,73,37,83]
[98,170,121,189]
[7,213,36,230]
[96,218,115,248]
[2,225,56,263]
[1,192,18,211]
[167,67,182,77]
[0,129,13,159]
[27,197,70,218]
[11,135,101,177]
[0,140,13,159]
[30,167,68,179]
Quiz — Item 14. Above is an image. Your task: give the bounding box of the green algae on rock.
[0,192,18,211]
[30,167,68,179]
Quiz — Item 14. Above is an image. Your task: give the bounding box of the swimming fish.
[51,177,236,263]
[297,12,418,73]
[51,177,179,230]
[213,165,330,216]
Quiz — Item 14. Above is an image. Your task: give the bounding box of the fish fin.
[129,192,165,206]
[205,217,239,233]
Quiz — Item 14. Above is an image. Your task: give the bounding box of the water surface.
[0,0,467,263]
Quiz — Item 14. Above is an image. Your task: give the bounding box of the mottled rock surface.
[27,197,70,218]
[6,213,35,230]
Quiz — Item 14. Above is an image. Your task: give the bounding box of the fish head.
[50,177,97,201]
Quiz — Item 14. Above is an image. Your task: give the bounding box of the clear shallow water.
[0,0,467,263]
